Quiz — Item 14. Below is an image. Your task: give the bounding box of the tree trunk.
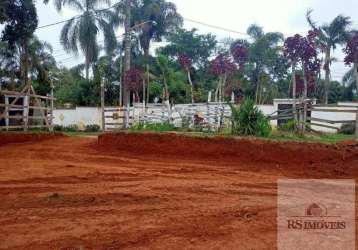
[187,69,194,104]
[292,64,298,132]
[163,76,171,122]
[85,62,90,81]
[123,0,132,128]
[302,68,308,134]
[255,73,261,104]
[22,39,29,87]
[355,63,358,97]
[144,48,150,106]
[324,49,331,104]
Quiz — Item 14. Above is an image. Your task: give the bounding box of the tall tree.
[54,0,118,80]
[245,24,284,104]
[283,34,303,130]
[0,0,8,23]
[132,0,183,59]
[0,36,56,91]
[157,54,173,119]
[1,0,39,87]
[178,54,194,103]
[307,10,351,104]
[210,53,236,102]
[131,0,182,104]
[159,28,217,68]
[343,32,358,98]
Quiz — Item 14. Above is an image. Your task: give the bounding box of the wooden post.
[101,78,105,132]
[4,96,9,131]
[355,107,358,141]
[50,79,54,132]
[208,91,212,103]
[24,87,31,132]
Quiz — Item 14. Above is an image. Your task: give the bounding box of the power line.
[183,18,249,36]
[36,1,122,30]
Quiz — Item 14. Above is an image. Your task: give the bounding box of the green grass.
[63,131,101,137]
[2,127,355,144]
[268,131,355,144]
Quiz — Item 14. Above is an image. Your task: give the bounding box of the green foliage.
[230,98,271,137]
[0,0,8,23]
[54,124,79,132]
[1,0,38,47]
[131,0,183,56]
[278,120,296,132]
[130,122,178,132]
[55,0,118,79]
[85,124,100,132]
[339,123,355,135]
[159,28,217,68]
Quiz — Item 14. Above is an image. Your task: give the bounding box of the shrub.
[85,124,100,132]
[130,122,178,132]
[63,124,79,132]
[230,98,271,137]
[279,120,296,132]
[53,125,64,132]
[339,123,355,135]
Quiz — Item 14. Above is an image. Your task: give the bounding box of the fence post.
[101,78,105,132]
[355,107,358,141]
[50,79,54,132]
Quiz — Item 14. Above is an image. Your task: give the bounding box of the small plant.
[279,120,296,132]
[85,124,100,132]
[63,124,79,132]
[53,125,64,132]
[230,98,271,137]
[339,123,355,135]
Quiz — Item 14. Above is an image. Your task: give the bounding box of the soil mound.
[0,133,63,146]
[98,132,358,165]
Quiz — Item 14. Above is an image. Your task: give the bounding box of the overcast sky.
[35,0,358,81]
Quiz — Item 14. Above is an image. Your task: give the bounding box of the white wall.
[53,107,102,130]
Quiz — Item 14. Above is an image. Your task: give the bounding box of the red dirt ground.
[1,132,358,250]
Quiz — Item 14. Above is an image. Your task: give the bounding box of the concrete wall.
[53,107,102,130]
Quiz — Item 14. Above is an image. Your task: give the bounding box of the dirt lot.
[1,133,358,250]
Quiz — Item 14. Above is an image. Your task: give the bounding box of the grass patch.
[63,131,101,137]
[269,131,355,144]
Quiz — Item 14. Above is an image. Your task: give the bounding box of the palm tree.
[307,10,351,104]
[54,0,118,80]
[131,0,182,103]
[246,24,284,104]
[27,37,56,83]
[132,0,182,58]
[0,36,56,93]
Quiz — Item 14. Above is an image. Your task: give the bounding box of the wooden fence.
[268,103,358,138]
[0,84,55,131]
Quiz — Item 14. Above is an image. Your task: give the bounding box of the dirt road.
[0,134,357,249]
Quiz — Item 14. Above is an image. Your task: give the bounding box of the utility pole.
[123,0,131,129]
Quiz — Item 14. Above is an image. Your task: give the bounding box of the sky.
[34,0,358,81]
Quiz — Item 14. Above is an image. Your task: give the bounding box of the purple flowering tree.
[178,54,195,103]
[230,40,249,71]
[343,32,358,93]
[284,31,320,132]
[210,53,236,102]
[125,68,144,103]
[283,34,302,127]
